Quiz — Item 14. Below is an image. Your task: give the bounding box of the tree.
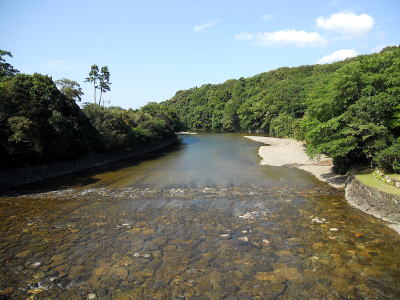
[85,65,99,104]
[99,66,111,106]
[55,78,84,102]
[0,50,19,79]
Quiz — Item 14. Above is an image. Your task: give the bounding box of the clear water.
[0,134,399,299]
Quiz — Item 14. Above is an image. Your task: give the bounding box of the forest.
[165,46,400,174]
[0,51,180,169]
[1,47,399,174]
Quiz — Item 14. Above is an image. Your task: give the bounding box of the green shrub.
[375,139,400,173]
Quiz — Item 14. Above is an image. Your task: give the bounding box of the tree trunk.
[99,89,103,106]
[93,82,97,104]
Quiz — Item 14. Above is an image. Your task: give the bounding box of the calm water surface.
[0,134,399,299]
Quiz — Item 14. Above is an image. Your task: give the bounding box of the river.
[0,134,399,299]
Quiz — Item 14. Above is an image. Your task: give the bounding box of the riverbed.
[0,134,399,299]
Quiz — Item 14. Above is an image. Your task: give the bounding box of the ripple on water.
[0,186,399,299]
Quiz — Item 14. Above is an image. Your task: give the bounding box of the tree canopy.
[0,51,180,169]
[165,46,400,173]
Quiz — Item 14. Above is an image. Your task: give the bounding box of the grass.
[387,173,400,181]
[356,172,400,196]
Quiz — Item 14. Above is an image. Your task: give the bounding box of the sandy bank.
[176,131,197,135]
[244,136,346,189]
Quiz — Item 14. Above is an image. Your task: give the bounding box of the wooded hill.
[165,46,400,173]
[0,51,180,168]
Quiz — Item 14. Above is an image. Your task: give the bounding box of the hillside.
[165,46,400,173]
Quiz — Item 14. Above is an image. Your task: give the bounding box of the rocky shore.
[346,175,400,234]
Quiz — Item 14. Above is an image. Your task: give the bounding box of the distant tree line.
[0,51,181,168]
[165,46,400,173]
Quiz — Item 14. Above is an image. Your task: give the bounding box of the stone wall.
[0,136,178,189]
[345,175,400,233]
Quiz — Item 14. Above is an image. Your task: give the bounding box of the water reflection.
[20,134,323,191]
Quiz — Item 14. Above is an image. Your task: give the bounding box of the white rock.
[88,293,96,299]
[330,228,339,232]
[239,236,249,242]
[238,213,253,219]
[311,218,326,224]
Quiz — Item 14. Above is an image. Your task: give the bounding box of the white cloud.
[193,20,219,32]
[234,32,254,40]
[262,14,274,21]
[236,29,328,47]
[42,60,87,71]
[316,12,374,38]
[317,49,358,64]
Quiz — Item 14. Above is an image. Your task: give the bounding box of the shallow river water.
[0,134,399,299]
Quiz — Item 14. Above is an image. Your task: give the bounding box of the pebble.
[28,288,46,294]
[330,228,339,232]
[133,252,150,258]
[88,293,96,299]
[239,236,249,242]
[262,239,271,246]
[31,262,41,268]
[311,218,326,224]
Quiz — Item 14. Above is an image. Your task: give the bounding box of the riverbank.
[176,131,198,135]
[244,136,346,189]
[0,136,178,189]
[346,173,400,234]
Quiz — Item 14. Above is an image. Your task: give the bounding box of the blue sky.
[1,0,399,108]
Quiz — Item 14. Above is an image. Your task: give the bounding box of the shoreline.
[244,135,400,235]
[0,136,178,189]
[244,136,346,189]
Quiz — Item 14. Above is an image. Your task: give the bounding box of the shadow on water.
[5,139,185,195]
[5,134,328,195]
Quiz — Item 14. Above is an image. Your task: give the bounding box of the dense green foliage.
[0,52,179,168]
[81,103,180,151]
[165,46,400,173]
[374,139,400,173]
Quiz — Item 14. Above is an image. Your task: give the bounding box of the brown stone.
[68,265,86,279]
[256,272,276,281]
[110,266,128,280]
[118,256,134,266]
[15,250,32,258]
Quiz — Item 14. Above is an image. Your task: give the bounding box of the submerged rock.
[239,236,249,242]
[311,217,326,224]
